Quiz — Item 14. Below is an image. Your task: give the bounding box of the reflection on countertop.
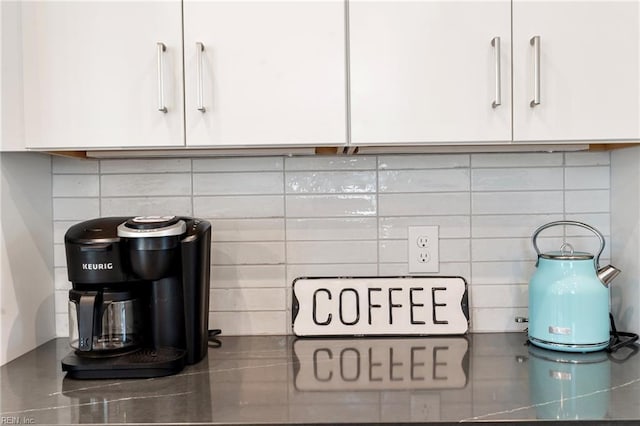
[2,334,640,424]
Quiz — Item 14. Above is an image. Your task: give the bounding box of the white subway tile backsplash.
[212,242,285,265]
[472,261,534,285]
[285,156,376,171]
[211,288,285,312]
[51,151,611,337]
[100,158,191,174]
[54,290,68,313]
[472,238,553,262]
[379,239,470,263]
[565,151,610,166]
[194,195,284,218]
[378,262,471,278]
[379,154,469,170]
[472,168,563,191]
[212,265,286,289]
[194,172,284,195]
[379,216,470,239]
[54,244,66,267]
[52,156,99,174]
[286,264,378,285]
[53,198,99,220]
[212,219,285,242]
[54,267,71,290]
[442,239,471,262]
[472,214,563,238]
[470,285,528,308]
[565,213,610,235]
[286,217,377,241]
[565,166,610,190]
[286,194,376,217]
[379,169,470,192]
[101,197,193,217]
[565,189,610,213]
[53,220,79,244]
[55,313,69,338]
[286,241,377,264]
[471,153,563,167]
[193,157,283,172]
[101,173,191,196]
[379,193,470,216]
[472,191,563,215]
[286,171,376,193]
[378,240,406,263]
[53,175,100,197]
[210,311,286,335]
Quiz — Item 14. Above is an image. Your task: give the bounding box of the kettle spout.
[597,265,621,287]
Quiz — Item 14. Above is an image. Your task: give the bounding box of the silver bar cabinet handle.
[530,35,540,107]
[157,42,168,113]
[491,36,501,108]
[196,42,206,112]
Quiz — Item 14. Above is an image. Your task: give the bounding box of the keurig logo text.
[81,263,114,270]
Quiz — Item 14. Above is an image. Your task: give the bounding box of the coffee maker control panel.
[118,216,187,238]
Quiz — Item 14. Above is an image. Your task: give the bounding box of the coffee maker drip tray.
[62,347,187,379]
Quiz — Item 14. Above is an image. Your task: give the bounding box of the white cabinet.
[21,2,184,149]
[1,1,25,151]
[350,0,640,146]
[18,1,640,150]
[21,1,346,150]
[183,1,346,147]
[513,1,640,142]
[349,1,512,145]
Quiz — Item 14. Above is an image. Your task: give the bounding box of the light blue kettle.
[528,221,620,352]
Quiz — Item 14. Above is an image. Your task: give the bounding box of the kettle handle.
[532,220,605,270]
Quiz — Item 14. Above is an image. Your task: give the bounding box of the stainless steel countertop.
[2,334,640,424]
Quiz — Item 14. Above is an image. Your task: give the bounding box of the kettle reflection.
[527,345,610,420]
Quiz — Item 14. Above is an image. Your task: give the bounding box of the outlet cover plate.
[408,226,439,273]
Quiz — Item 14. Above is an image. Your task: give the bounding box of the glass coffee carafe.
[68,290,141,354]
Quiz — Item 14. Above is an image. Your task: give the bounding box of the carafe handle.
[532,220,605,270]
[77,292,99,352]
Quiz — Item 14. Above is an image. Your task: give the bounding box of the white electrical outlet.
[408,226,439,273]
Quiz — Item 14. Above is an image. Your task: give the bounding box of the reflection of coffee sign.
[292,277,468,336]
[293,338,469,391]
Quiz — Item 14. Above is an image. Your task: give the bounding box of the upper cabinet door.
[22,2,184,149]
[349,1,511,145]
[184,1,346,147]
[513,1,640,142]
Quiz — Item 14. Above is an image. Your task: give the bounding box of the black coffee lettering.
[340,348,361,382]
[368,288,382,325]
[432,287,448,325]
[339,288,360,326]
[313,348,333,382]
[388,287,402,324]
[410,346,426,381]
[410,287,426,325]
[313,288,332,326]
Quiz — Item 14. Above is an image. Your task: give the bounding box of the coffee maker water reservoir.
[62,216,212,379]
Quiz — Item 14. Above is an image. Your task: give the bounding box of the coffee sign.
[292,276,468,337]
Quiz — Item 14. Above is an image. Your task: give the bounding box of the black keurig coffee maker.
[61,216,212,379]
